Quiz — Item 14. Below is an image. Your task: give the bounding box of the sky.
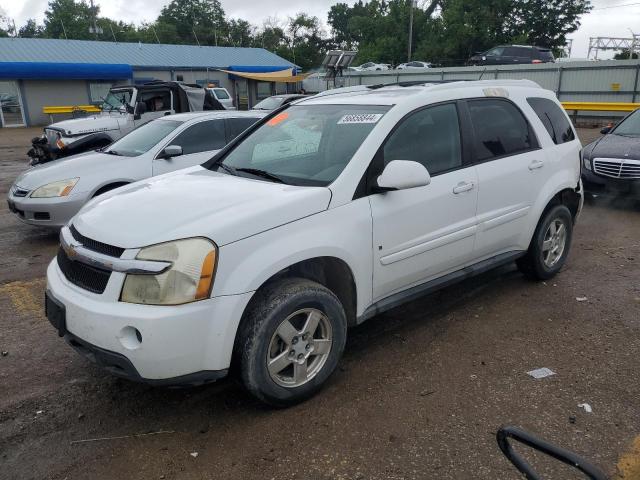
[1,0,639,59]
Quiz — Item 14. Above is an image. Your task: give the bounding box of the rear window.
[538,49,554,61]
[213,88,230,100]
[527,97,575,144]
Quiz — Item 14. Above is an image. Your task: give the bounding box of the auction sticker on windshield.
[338,113,384,124]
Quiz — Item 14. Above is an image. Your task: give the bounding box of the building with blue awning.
[0,37,298,126]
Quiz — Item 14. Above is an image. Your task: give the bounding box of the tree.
[286,13,329,70]
[227,18,254,47]
[19,19,45,38]
[157,0,226,45]
[43,0,95,40]
[614,49,639,60]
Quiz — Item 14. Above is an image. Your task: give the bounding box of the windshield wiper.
[216,162,236,175]
[235,167,286,184]
[103,149,121,156]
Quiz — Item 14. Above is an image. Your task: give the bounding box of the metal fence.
[303,59,640,121]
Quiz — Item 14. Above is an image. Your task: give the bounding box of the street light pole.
[408,0,415,62]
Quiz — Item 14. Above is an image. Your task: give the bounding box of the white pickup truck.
[28,81,224,165]
[45,80,583,406]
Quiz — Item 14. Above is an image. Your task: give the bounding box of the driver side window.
[383,103,462,176]
[140,90,172,112]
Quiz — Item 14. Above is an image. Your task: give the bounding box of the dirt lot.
[0,127,639,480]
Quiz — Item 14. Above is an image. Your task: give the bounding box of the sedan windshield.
[213,104,390,186]
[253,97,285,110]
[613,109,640,136]
[101,89,132,111]
[106,120,183,157]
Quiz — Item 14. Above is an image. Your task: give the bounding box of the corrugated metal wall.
[305,59,640,119]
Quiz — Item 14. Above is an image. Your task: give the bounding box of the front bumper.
[582,168,640,199]
[46,259,253,383]
[7,189,86,228]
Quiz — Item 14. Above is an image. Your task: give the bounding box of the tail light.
[532,59,543,64]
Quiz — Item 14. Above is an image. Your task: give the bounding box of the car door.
[465,98,546,258]
[369,102,479,301]
[152,119,227,175]
[482,47,505,65]
[135,89,174,127]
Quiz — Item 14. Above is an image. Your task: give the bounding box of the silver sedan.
[7,110,264,228]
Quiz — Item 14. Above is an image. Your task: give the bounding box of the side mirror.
[375,160,431,192]
[134,101,147,120]
[160,145,183,159]
[600,126,612,134]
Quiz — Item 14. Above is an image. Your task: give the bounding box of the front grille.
[57,247,111,294]
[593,158,640,180]
[70,225,125,258]
[12,186,29,197]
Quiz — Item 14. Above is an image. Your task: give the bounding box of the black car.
[469,45,555,66]
[582,109,640,199]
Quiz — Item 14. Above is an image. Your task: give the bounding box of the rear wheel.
[237,278,347,407]
[517,205,573,280]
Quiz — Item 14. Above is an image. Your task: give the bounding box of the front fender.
[214,199,374,317]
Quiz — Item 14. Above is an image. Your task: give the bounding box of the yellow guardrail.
[42,105,102,114]
[561,102,640,112]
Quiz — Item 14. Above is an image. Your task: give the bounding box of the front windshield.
[613,109,640,136]
[215,104,391,186]
[253,97,284,110]
[106,119,183,157]
[101,89,133,111]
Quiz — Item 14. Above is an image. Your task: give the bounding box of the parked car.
[396,61,432,69]
[581,108,640,199]
[252,94,307,111]
[206,87,235,110]
[352,62,391,71]
[8,111,264,228]
[28,81,225,165]
[45,80,582,406]
[469,45,555,66]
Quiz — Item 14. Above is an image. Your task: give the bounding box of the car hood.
[13,151,126,192]
[72,167,332,248]
[48,113,124,136]
[588,133,640,160]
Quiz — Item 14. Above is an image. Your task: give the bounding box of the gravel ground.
[0,127,639,480]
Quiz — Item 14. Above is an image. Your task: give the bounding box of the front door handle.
[528,159,544,170]
[453,181,475,194]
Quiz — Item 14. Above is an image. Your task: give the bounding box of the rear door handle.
[453,181,475,194]
[528,160,544,170]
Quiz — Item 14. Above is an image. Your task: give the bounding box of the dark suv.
[469,45,555,66]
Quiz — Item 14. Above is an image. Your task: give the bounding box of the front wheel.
[517,205,573,280]
[236,278,347,407]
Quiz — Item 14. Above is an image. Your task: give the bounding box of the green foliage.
[43,0,95,39]
[18,19,45,38]
[614,49,639,60]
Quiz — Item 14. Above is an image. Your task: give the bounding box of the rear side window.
[538,49,554,61]
[214,88,230,100]
[169,119,226,154]
[384,103,462,176]
[226,117,259,142]
[505,47,532,57]
[527,97,575,144]
[467,98,537,161]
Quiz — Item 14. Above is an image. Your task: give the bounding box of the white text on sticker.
[338,114,383,125]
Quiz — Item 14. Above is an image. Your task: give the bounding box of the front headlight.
[30,178,79,198]
[582,156,592,171]
[121,238,217,305]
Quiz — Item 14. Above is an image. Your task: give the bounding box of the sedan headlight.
[30,178,79,198]
[121,238,217,305]
[582,156,592,171]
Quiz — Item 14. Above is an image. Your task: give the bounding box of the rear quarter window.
[526,97,575,145]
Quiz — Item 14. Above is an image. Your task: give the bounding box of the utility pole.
[60,19,68,39]
[89,0,99,39]
[150,25,160,44]
[408,0,416,62]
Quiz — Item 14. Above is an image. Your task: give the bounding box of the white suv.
[45,80,583,406]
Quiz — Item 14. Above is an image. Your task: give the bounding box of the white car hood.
[48,113,123,136]
[73,167,332,248]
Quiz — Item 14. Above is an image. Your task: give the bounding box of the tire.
[517,204,573,280]
[236,277,347,407]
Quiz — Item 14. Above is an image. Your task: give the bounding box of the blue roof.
[0,38,295,70]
